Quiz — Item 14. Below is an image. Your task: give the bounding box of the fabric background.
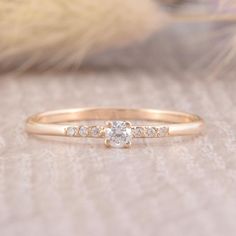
[0,24,236,236]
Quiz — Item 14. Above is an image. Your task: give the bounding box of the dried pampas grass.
[0,0,166,71]
[1,0,236,72]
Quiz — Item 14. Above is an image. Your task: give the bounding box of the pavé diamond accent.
[91,126,101,137]
[79,126,89,137]
[146,127,156,137]
[66,126,77,136]
[157,126,169,137]
[133,127,144,137]
[105,121,132,148]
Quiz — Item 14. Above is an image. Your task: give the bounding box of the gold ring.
[26,107,204,148]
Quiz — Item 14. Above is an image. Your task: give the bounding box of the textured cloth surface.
[0,71,235,236]
[0,26,236,236]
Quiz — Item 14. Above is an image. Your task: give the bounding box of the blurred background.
[0,0,236,73]
[0,1,236,236]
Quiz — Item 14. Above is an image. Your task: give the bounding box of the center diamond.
[105,121,132,148]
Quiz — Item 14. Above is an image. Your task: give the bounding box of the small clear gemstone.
[79,126,88,137]
[133,127,144,137]
[105,121,132,148]
[146,127,156,137]
[157,126,169,137]
[91,126,100,137]
[66,127,77,136]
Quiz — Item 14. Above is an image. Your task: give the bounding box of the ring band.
[26,108,204,148]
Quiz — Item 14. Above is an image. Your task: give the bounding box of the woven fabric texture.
[0,25,236,236]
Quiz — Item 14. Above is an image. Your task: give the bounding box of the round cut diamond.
[66,127,77,136]
[133,127,144,137]
[79,126,89,137]
[91,126,100,137]
[105,121,132,148]
[157,126,169,137]
[146,127,156,137]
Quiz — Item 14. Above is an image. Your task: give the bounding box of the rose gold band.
[26,108,204,148]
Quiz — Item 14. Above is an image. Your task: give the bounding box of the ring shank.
[26,108,204,137]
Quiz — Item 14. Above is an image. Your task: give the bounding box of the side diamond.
[65,127,77,137]
[157,126,169,137]
[145,127,156,137]
[91,126,101,137]
[132,127,144,137]
[79,126,89,137]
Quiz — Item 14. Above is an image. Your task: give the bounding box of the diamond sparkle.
[91,126,101,137]
[146,127,156,137]
[79,126,89,137]
[133,127,144,137]
[105,121,132,148]
[66,126,77,136]
[157,126,169,137]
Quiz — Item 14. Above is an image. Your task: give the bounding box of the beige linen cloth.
[0,25,236,236]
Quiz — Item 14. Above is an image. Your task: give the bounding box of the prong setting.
[104,121,132,148]
[124,141,132,148]
[104,139,111,147]
[105,121,113,128]
[125,121,132,128]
